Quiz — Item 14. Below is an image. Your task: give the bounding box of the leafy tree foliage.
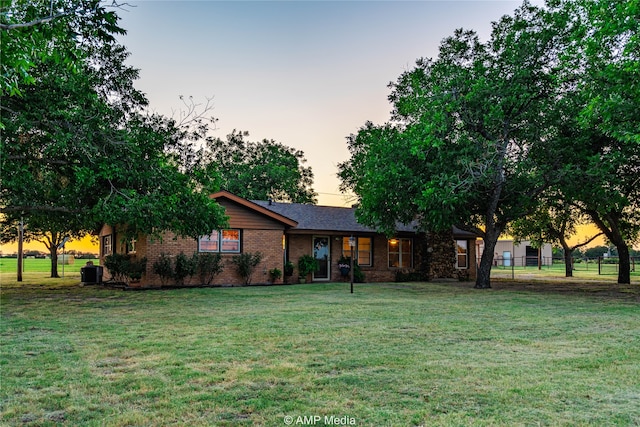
[201,130,317,204]
[339,4,563,288]
[583,246,612,259]
[508,194,603,277]
[546,0,640,284]
[1,1,226,277]
[340,0,639,287]
[1,0,123,100]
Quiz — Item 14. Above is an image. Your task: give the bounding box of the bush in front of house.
[173,252,198,286]
[297,255,318,283]
[152,253,173,286]
[105,253,147,285]
[232,252,263,285]
[153,252,226,287]
[268,268,282,284]
[394,268,429,283]
[197,252,224,286]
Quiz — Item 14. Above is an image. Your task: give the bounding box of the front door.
[313,236,330,280]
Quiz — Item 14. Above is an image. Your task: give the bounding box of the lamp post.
[349,236,355,294]
[17,218,23,282]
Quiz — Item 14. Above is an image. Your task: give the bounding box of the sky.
[6,0,612,254]
[115,0,532,207]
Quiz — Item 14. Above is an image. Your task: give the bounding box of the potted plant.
[283,261,295,284]
[337,255,351,277]
[297,254,318,284]
[268,267,282,284]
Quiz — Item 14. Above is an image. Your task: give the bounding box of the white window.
[102,235,112,256]
[342,236,372,266]
[456,240,468,269]
[199,229,241,253]
[126,238,137,254]
[388,238,412,268]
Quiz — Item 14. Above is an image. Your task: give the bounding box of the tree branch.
[0,206,81,214]
[0,12,70,30]
[570,232,605,251]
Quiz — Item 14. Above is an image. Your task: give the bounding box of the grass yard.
[1,281,639,426]
[0,258,100,288]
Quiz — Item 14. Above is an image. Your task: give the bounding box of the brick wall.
[100,224,475,286]
[286,233,396,283]
[137,229,285,287]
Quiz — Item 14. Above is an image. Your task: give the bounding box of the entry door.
[313,236,330,280]
[503,251,512,267]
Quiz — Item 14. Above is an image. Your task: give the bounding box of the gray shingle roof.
[252,201,418,233]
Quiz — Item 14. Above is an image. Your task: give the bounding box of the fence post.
[598,256,601,275]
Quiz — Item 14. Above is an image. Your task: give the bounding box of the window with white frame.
[342,236,372,266]
[126,238,137,254]
[199,229,241,253]
[456,240,468,269]
[388,238,412,268]
[102,235,112,256]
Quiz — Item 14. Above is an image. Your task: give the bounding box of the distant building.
[476,239,553,267]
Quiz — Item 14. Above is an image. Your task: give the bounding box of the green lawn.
[1,258,100,288]
[1,281,639,426]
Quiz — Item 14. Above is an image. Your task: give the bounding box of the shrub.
[197,252,224,286]
[104,253,147,285]
[152,253,173,286]
[232,252,263,285]
[352,261,365,283]
[395,269,429,282]
[269,268,282,283]
[173,252,198,286]
[297,255,318,280]
[283,261,295,284]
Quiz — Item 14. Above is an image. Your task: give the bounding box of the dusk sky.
[6,0,564,255]
[116,0,533,206]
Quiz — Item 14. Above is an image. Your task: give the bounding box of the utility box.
[81,265,103,284]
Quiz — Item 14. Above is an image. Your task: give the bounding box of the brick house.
[98,190,477,287]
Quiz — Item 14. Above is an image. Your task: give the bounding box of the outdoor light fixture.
[349,236,355,294]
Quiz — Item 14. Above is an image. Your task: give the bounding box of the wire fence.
[491,256,639,277]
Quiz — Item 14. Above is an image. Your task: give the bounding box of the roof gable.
[210,191,298,228]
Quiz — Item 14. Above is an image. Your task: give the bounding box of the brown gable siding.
[219,199,289,231]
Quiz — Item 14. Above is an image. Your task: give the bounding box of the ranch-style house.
[98,190,477,287]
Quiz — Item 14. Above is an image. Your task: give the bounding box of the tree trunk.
[561,241,573,277]
[587,211,631,285]
[476,230,499,289]
[49,245,60,278]
[17,220,23,282]
[616,243,631,285]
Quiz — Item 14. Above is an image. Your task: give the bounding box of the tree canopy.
[340,3,564,288]
[546,0,640,284]
[1,0,226,277]
[201,130,317,204]
[340,0,639,287]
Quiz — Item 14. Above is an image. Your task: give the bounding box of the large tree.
[202,130,317,204]
[508,192,603,277]
[1,1,226,277]
[339,3,564,288]
[546,0,640,284]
